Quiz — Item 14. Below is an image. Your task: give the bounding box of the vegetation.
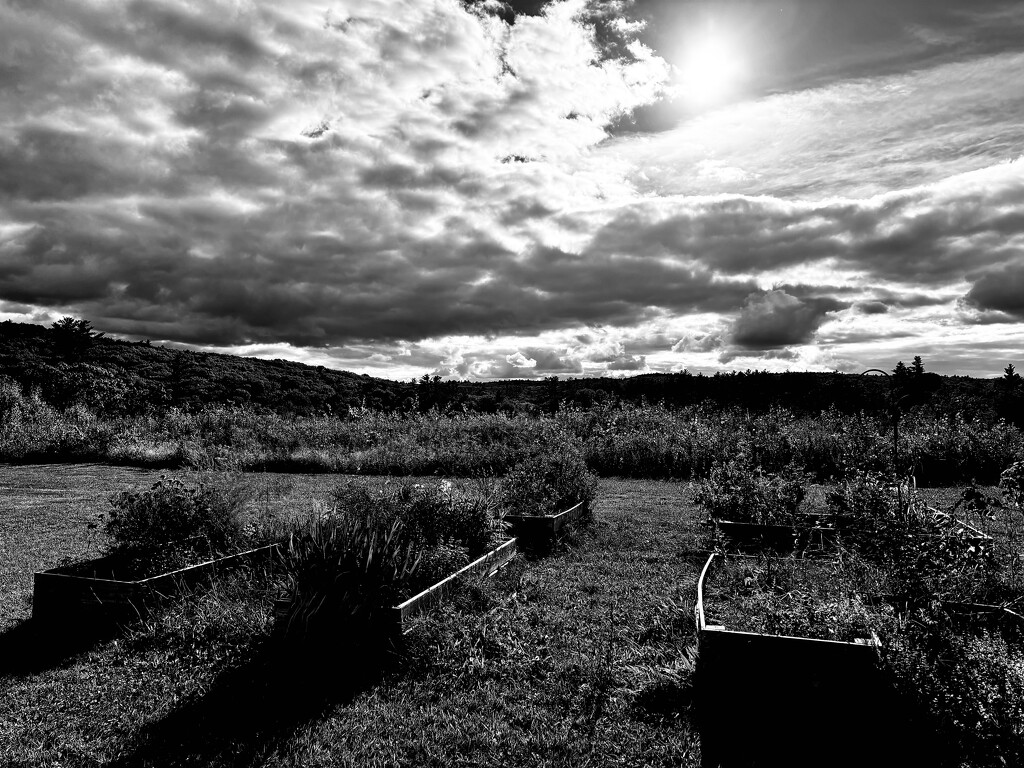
[0,476,703,767]
[104,476,255,578]
[699,461,1024,767]
[2,382,1022,485]
[693,458,807,525]
[4,319,1024,764]
[497,441,598,516]
[2,318,1023,422]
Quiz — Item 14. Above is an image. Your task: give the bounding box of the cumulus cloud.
[606,354,647,371]
[729,290,846,350]
[964,264,1024,318]
[1,0,1022,379]
[672,332,724,353]
[0,0,672,347]
[579,160,1024,288]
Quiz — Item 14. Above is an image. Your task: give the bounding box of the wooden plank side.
[393,538,518,629]
[549,501,587,535]
[32,572,146,623]
[141,544,278,596]
[32,544,279,623]
[505,500,588,540]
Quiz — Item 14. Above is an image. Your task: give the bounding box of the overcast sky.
[2,0,1022,379]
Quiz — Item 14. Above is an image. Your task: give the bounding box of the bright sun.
[676,32,745,108]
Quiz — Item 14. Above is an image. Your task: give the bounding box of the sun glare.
[675,31,746,108]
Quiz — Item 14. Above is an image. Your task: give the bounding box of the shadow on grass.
[0,617,117,676]
[107,633,393,768]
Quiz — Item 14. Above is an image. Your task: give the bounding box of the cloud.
[0,0,679,347]
[0,0,1022,380]
[579,160,1024,289]
[672,332,724,353]
[730,290,846,350]
[606,354,647,371]
[964,265,1024,318]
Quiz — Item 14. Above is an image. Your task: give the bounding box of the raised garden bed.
[692,552,915,767]
[708,510,989,558]
[33,544,279,627]
[709,519,838,555]
[503,500,589,543]
[273,537,519,636]
[392,537,518,633]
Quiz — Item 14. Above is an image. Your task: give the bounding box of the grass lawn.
[0,470,706,767]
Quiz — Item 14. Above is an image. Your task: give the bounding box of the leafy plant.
[104,476,250,576]
[693,460,807,525]
[497,446,598,517]
[882,623,1024,768]
[331,478,505,564]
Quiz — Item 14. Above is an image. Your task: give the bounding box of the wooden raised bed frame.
[33,544,279,627]
[692,552,909,768]
[709,519,838,555]
[391,537,518,633]
[272,538,519,636]
[504,500,589,542]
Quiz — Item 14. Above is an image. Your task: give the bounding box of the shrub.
[331,478,505,562]
[497,446,598,517]
[882,624,1024,768]
[105,476,249,575]
[693,460,806,525]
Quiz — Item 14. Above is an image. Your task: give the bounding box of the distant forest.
[1,319,1022,425]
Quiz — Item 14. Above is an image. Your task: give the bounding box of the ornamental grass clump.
[280,478,508,653]
[278,511,420,656]
[104,475,250,578]
[330,478,505,568]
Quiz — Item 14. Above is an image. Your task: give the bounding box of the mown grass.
[0,475,705,767]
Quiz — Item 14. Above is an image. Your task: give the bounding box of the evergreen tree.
[50,317,103,362]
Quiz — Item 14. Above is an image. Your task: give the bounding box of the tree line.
[1,319,1021,425]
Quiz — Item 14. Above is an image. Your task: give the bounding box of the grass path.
[1,474,706,766]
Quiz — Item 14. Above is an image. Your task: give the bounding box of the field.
[0,467,706,767]
[4,456,1023,767]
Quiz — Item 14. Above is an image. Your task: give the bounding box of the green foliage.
[498,444,598,517]
[693,460,807,525]
[279,477,510,653]
[331,478,505,560]
[105,476,250,576]
[707,555,885,642]
[1000,460,1024,508]
[882,624,1024,768]
[278,511,420,654]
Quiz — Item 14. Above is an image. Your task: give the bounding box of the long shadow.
[106,632,392,768]
[0,617,118,677]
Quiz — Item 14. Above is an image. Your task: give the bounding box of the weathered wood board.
[33,544,279,626]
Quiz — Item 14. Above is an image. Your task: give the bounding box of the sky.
[1,0,1023,380]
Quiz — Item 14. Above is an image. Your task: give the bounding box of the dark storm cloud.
[730,290,847,350]
[857,302,890,315]
[964,265,1024,319]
